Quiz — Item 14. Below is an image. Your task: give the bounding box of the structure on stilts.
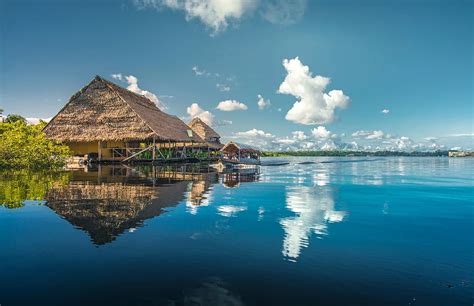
[43,76,219,165]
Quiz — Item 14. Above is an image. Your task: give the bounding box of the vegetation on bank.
[0,114,71,169]
[262,150,449,157]
[0,170,71,209]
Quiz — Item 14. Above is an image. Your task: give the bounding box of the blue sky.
[1,0,472,150]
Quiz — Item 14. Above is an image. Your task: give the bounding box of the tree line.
[0,109,71,169]
[261,150,449,157]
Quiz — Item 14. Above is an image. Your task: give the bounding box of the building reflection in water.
[45,165,218,245]
[280,168,346,262]
[221,168,260,188]
[185,175,217,215]
[44,164,259,245]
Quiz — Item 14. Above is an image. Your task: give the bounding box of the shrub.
[0,120,71,169]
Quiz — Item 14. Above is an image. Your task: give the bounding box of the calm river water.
[0,157,473,305]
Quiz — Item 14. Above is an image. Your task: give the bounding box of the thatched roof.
[222,141,260,153]
[188,117,220,140]
[43,76,203,143]
[188,117,223,149]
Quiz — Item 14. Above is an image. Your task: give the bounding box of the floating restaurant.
[43,76,221,163]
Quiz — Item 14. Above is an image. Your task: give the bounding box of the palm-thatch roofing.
[188,117,223,149]
[43,76,203,143]
[221,141,260,153]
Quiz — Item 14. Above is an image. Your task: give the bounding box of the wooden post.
[98,164,102,183]
[152,137,156,161]
[98,141,102,162]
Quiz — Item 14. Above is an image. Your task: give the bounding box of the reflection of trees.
[280,185,346,261]
[0,170,71,209]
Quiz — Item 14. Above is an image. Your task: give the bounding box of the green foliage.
[0,120,71,169]
[187,151,210,159]
[4,114,26,124]
[0,170,71,209]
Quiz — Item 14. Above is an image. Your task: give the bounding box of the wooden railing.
[99,145,214,162]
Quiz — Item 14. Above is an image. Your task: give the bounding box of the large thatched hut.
[43,76,204,162]
[188,117,223,150]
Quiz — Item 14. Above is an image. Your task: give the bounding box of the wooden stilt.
[97,164,102,183]
[98,141,102,162]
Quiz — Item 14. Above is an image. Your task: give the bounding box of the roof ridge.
[189,116,220,137]
[98,76,158,106]
[44,75,204,143]
[99,77,161,139]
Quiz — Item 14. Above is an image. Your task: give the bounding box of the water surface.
[1,157,473,305]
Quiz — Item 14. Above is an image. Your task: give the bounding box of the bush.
[0,120,71,169]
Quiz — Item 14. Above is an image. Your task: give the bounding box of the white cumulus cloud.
[187,103,215,126]
[352,130,385,140]
[381,109,390,114]
[257,94,271,110]
[216,100,248,111]
[111,73,123,80]
[311,126,331,138]
[111,73,166,110]
[292,131,307,141]
[261,0,307,25]
[134,0,257,36]
[125,75,166,110]
[321,140,337,151]
[278,57,350,125]
[235,128,275,138]
[367,130,384,140]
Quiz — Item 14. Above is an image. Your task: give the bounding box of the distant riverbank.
[262,150,449,157]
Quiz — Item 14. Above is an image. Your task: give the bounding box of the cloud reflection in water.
[280,183,346,261]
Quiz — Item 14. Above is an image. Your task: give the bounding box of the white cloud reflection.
[217,205,247,217]
[186,181,214,215]
[280,184,346,261]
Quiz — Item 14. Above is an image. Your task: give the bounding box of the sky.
[1,0,473,151]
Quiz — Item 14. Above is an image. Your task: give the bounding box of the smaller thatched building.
[43,76,204,162]
[188,117,223,151]
[221,142,261,163]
